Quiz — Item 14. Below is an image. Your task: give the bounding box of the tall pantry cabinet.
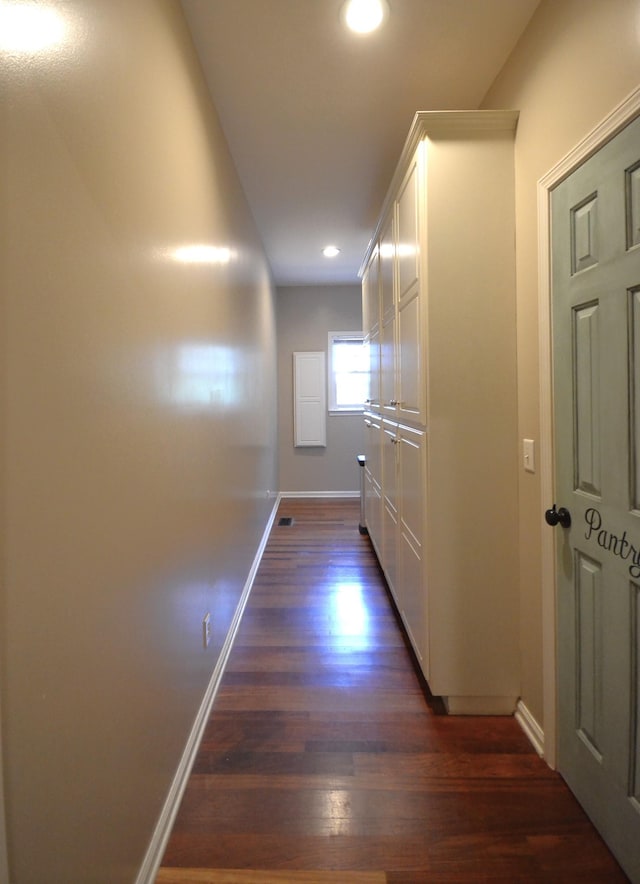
[361,111,520,714]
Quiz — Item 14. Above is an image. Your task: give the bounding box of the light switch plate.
[202,613,211,648]
[523,438,535,473]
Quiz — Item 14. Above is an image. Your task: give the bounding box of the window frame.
[327,330,367,415]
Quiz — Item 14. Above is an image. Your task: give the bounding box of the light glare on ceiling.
[342,0,388,34]
[323,245,341,258]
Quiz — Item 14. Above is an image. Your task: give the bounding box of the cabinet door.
[363,247,381,410]
[397,424,427,671]
[293,351,326,447]
[380,308,396,416]
[396,155,420,303]
[366,329,380,411]
[364,469,383,560]
[380,214,395,326]
[363,244,380,338]
[362,255,371,338]
[396,147,424,424]
[397,287,424,423]
[363,414,383,556]
[381,420,399,601]
[379,214,397,417]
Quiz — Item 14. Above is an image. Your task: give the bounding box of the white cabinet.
[376,159,425,425]
[360,111,520,715]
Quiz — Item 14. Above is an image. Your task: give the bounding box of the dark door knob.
[545,504,571,528]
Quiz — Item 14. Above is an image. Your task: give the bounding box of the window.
[328,331,368,414]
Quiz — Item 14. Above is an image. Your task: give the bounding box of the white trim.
[537,83,640,771]
[327,330,367,414]
[134,494,281,884]
[515,699,545,758]
[280,490,359,499]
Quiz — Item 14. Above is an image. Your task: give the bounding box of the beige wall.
[0,2,277,881]
[482,0,640,728]
[277,285,364,494]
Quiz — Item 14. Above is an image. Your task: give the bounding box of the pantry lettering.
[584,507,640,578]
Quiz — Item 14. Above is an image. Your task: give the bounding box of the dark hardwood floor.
[156,498,627,883]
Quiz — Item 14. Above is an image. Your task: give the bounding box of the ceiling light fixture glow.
[323,245,341,258]
[342,0,388,34]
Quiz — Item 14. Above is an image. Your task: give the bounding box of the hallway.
[156,498,626,883]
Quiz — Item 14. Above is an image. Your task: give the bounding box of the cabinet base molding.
[443,695,518,716]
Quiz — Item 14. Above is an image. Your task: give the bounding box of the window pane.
[336,372,367,407]
[334,341,367,372]
[329,332,368,411]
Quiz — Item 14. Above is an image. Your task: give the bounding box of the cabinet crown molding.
[359,109,519,277]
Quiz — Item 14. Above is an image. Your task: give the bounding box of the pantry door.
[551,112,640,881]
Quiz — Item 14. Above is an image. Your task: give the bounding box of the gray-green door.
[551,113,640,882]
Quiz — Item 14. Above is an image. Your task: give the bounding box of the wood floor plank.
[156,870,387,883]
[156,499,628,882]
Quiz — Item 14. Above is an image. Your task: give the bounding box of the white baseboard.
[135,496,280,884]
[280,490,359,499]
[515,699,545,758]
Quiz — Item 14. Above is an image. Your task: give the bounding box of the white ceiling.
[181,0,540,287]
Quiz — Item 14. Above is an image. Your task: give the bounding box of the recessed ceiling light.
[342,0,388,34]
[323,245,341,258]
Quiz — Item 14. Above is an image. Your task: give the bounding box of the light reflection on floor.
[317,789,353,836]
[328,582,371,651]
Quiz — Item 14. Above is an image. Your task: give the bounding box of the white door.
[551,112,640,882]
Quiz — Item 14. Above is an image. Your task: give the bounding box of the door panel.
[397,287,422,422]
[380,214,395,325]
[398,424,427,667]
[552,112,640,882]
[380,212,398,417]
[364,415,382,556]
[574,551,604,761]
[363,245,380,338]
[631,288,640,508]
[380,310,396,415]
[367,329,380,410]
[628,162,640,249]
[362,249,381,410]
[397,157,419,302]
[381,421,398,600]
[573,302,601,495]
